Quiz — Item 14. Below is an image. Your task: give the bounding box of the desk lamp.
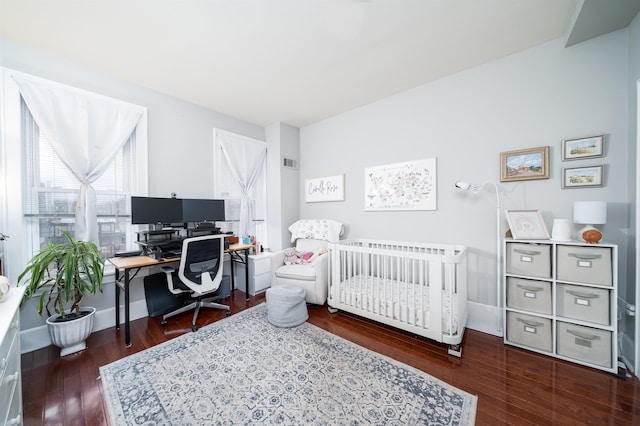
[573,201,607,244]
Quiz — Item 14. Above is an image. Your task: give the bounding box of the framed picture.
[561,135,604,161]
[500,146,549,182]
[505,210,550,240]
[364,158,436,211]
[305,174,345,202]
[562,165,604,189]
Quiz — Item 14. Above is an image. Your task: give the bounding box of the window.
[22,99,136,258]
[213,129,267,244]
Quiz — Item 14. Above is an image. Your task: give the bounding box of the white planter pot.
[46,307,96,357]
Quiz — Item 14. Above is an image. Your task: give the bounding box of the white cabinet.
[1,286,26,426]
[504,239,618,374]
[234,252,273,296]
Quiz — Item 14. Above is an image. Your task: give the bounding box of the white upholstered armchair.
[271,219,344,305]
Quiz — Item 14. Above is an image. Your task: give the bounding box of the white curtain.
[13,75,143,244]
[218,132,267,237]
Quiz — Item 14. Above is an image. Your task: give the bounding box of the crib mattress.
[333,274,458,334]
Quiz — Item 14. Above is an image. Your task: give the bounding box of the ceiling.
[1,0,638,128]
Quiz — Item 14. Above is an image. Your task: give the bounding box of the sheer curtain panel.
[12,75,143,243]
[216,130,267,238]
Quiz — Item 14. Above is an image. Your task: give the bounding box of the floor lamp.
[455,180,503,335]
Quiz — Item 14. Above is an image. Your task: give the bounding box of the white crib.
[328,239,468,356]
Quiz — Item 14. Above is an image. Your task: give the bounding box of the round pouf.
[266,285,308,328]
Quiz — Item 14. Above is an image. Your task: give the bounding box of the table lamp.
[573,201,607,244]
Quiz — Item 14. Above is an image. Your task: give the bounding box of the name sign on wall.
[305,174,345,203]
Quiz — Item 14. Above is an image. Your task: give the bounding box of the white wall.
[0,39,265,351]
[299,31,631,336]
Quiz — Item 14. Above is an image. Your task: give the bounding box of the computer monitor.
[181,198,226,223]
[130,196,183,225]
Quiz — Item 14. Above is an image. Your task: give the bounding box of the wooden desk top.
[107,243,254,270]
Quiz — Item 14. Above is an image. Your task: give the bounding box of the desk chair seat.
[161,235,231,331]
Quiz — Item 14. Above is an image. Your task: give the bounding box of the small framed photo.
[505,210,550,240]
[500,146,549,182]
[562,165,604,189]
[561,135,604,161]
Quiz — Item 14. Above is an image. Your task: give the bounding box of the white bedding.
[335,274,458,334]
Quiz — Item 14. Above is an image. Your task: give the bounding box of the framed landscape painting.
[562,165,604,188]
[562,135,604,161]
[500,146,549,182]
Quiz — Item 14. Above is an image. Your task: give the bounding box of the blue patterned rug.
[100,304,477,425]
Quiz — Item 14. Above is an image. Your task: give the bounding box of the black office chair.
[161,235,231,331]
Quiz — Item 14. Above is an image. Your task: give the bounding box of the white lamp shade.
[573,201,607,225]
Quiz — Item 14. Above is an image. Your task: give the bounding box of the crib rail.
[328,238,467,347]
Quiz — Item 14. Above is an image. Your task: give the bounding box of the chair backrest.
[178,235,225,295]
[295,238,328,253]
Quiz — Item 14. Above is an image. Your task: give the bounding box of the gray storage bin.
[506,311,552,352]
[506,242,551,278]
[557,321,612,368]
[556,245,612,286]
[506,277,552,314]
[556,283,610,325]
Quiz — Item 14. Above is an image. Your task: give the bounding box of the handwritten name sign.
[305,174,345,203]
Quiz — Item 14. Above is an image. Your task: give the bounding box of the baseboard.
[20,299,150,354]
[466,301,503,337]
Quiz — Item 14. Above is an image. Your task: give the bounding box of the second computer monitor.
[181,198,226,223]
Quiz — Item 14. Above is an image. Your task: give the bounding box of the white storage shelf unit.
[504,239,618,374]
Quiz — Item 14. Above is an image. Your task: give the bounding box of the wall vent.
[282,157,298,169]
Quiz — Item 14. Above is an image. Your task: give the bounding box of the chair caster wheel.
[161,320,167,326]
[191,325,198,332]
[226,310,231,316]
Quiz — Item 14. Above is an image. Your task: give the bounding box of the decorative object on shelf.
[455,180,502,335]
[573,201,607,244]
[304,174,345,202]
[500,146,549,182]
[562,165,604,188]
[505,210,550,240]
[365,158,436,211]
[562,135,605,161]
[550,218,572,241]
[19,231,104,356]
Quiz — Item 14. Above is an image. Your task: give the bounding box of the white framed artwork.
[364,158,437,211]
[305,174,345,202]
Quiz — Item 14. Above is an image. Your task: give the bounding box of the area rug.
[100,304,477,425]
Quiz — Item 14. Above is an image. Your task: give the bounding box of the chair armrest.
[161,266,175,274]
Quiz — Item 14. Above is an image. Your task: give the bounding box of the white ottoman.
[266,285,308,327]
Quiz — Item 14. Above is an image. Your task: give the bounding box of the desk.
[108,243,253,347]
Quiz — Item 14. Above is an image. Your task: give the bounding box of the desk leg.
[124,268,131,347]
[115,268,120,329]
[244,248,250,301]
[230,255,236,293]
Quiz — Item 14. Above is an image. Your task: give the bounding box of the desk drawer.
[506,277,552,315]
[506,243,551,278]
[556,284,610,325]
[506,311,552,352]
[556,245,612,286]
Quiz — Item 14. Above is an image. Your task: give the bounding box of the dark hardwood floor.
[21,290,640,425]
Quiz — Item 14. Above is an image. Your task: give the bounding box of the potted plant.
[19,231,104,356]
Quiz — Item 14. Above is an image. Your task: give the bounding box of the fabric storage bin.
[556,245,612,286]
[556,283,610,326]
[506,311,552,352]
[557,321,612,368]
[506,242,551,278]
[506,277,552,315]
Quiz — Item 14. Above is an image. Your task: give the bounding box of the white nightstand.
[234,252,273,296]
